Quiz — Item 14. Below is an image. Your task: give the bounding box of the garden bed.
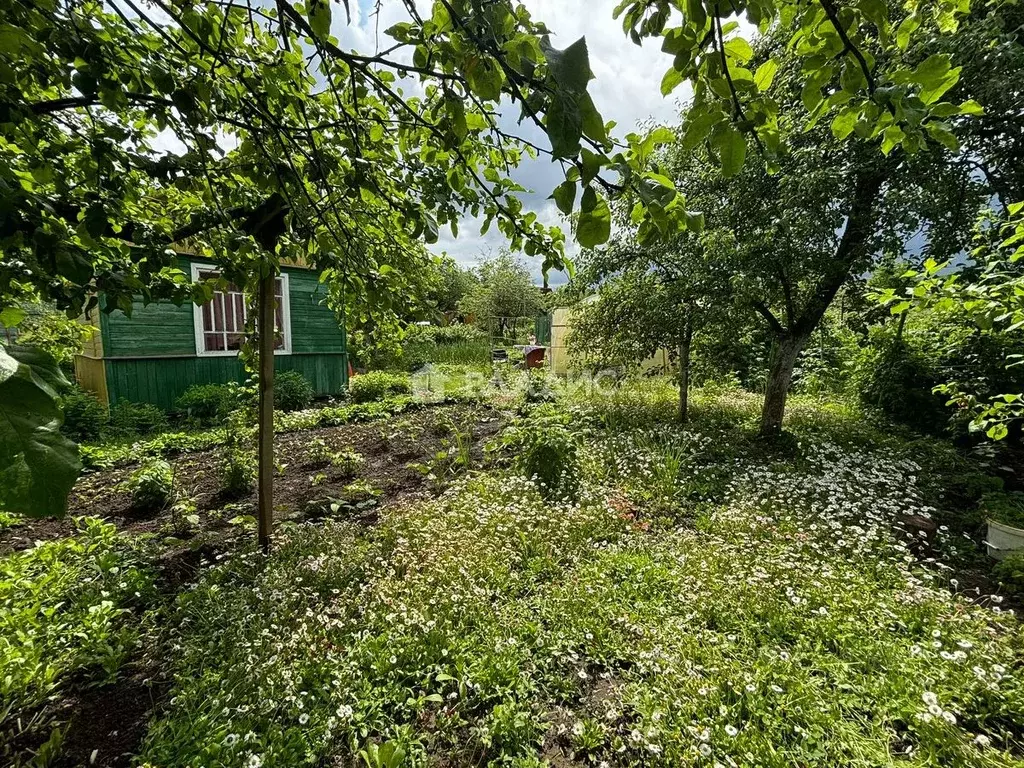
[1,404,503,555]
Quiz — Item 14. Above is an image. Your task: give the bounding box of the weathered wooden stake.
[257,270,275,551]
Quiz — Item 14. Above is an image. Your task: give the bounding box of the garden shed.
[75,255,348,410]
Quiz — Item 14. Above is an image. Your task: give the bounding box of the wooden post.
[678,310,693,424]
[257,270,275,551]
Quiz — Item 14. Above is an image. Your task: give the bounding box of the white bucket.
[986,518,1024,560]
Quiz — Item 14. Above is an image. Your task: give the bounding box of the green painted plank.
[105,353,348,410]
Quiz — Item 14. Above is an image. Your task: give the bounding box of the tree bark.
[760,332,806,436]
[755,161,888,437]
[257,271,276,552]
[678,311,693,424]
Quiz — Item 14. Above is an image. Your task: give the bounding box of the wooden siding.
[74,355,109,407]
[105,353,348,410]
[101,257,344,358]
[90,256,348,407]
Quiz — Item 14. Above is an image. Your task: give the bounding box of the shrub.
[494,412,581,500]
[219,444,256,496]
[60,386,108,441]
[107,401,168,438]
[175,383,233,425]
[275,370,315,411]
[992,552,1024,595]
[854,340,949,434]
[305,437,334,467]
[349,371,411,403]
[124,458,174,510]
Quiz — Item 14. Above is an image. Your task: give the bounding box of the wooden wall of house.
[86,256,348,408]
[104,353,348,409]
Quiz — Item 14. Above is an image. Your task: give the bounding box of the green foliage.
[459,252,545,342]
[0,518,155,759]
[982,492,1024,529]
[877,203,1024,439]
[219,444,257,497]
[124,458,174,511]
[7,301,94,367]
[0,345,81,518]
[59,385,108,442]
[853,336,949,434]
[138,384,1024,768]
[350,372,412,403]
[494,412,581,500]
[175,383,234,426]
[992,552,1024,595]
[304,438,363,475]
[107,400,169,439]
[274,371,315,412]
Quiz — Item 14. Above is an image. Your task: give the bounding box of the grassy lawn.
[2,380,1022,767]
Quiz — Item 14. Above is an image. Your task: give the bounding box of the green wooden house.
[75,255,348,410]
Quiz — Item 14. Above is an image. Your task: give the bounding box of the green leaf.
[579,93,608,144]
[713,125,746,177]
[545,96,582,158]
[307,0,332,39]
[661,66,685,96]
[925,121,959,152]
[723,37,753,63]
[0,346,81,518]
[551,180,577,215]
[684,0,707,31]
[681,107,719,150]
[881,125,904,155]
[466,59,502,101]
[576,188,610,248]
[541,36,591,94]
[895,14,920,50]
[987,422,1009,440]
[0,306,27,328]
[958,99,985,116]
[753,60,778,92]
[830,108,858,140]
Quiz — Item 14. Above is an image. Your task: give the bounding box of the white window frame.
[191,263,292,357]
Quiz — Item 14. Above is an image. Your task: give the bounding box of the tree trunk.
[678,313,693,424]
[759,333,806,437]
[257,271,276,551]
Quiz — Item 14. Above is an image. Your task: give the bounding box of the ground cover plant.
[3,380,1009,767]
[0,518,156,762]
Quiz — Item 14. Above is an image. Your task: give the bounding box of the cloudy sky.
[336,1,689,285]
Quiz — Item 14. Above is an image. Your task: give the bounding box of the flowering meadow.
[129,382,1023,767]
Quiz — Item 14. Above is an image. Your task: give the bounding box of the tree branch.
[752,300,786,336]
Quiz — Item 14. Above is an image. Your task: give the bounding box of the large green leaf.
[0,346,81,517]
[540,36,591,94]
[713,125,746,177]
[307,0,332,39]
[576,187,611,248]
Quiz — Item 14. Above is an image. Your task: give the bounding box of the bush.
[175,383,233,425]
[349,371,411,403]
[494,412,581,500]
[992,552,1024,595]
[107,401,168,438]
[60,386,107,441]
[219,444,256,496]
[275,370,315,411]
[124,458,174,510]
[853,339,948,434]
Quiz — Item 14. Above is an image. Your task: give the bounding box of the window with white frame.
[191,264,291,355]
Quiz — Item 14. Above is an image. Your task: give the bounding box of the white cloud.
[334,0,687,285]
